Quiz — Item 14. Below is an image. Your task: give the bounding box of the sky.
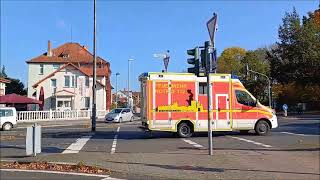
[1,0,319,91]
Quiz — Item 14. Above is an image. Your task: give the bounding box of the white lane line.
[228,136,273,148]
[0,169,123,180]
[110,127,120,154]
[62,136,92,154]
[182,139,204,149]
[280,131,319,137]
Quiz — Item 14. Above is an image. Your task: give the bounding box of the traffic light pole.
[205,41,213,156]
[206,69,213,155]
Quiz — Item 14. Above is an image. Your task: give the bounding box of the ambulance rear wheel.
[255,120,270,136]
[177,122,193,138]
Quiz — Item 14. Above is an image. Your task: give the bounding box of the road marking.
[0,169,123,179]
[228,136,273,148]
[182,139,204,149]
[280,131,318,137]
[110,127,120,154]
[62,135,92,154]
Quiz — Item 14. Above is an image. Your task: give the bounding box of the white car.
[0,107,17,131]
[105,108,134,123]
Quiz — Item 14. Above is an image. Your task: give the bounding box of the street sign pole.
[206,13,218,156]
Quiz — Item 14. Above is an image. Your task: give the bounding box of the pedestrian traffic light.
[187,47,200,76]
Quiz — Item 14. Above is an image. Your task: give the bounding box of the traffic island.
[0,161,111,175]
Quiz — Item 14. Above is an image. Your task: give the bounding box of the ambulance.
[139,72,278,138]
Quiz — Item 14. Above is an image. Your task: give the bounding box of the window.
[50,97,56,109]
[64,76,70,87]
[53,64,60,69]
[85,97,90,108]
[85,77,89,87]
[71,76,75,87]
[39,64,44,74]
[199,82,207,95]
[51,79,57,87]
[57,101,63,107]
[235,90,256,107]
[75,76,78,88]
[0,109,13,117]
[64,101,71,107]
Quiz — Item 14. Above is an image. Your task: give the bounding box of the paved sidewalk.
[4,148,319,180]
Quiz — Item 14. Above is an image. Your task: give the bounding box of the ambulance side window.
[235,90,256,107]
[199,82,207,95]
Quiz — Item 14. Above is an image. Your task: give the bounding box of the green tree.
[0,65,7,78]
[0,65,27,95]
[217,47,246,75]
[267,7,320,85]
[267,7,320,108]
[5,78,27,95]
[241,49,271,104]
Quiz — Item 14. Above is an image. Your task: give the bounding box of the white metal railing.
[17,109,108,122]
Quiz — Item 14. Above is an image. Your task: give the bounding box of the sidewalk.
[5,149,319,180]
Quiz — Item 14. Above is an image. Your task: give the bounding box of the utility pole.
[91,0,97,132]
[115,72,120,108]
[127,58,134,108]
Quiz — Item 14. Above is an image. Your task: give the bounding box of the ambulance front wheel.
[255,120,270,136]
[177,122,193,138]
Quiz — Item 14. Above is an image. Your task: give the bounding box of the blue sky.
[1,0,318,91]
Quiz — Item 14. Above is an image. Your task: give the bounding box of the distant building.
[26,41,112,111]
[112,89,141,112]
[0,77,11,96]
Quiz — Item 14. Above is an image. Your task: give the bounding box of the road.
[0,116,319,179]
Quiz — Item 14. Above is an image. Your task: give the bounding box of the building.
[112,89,141,112]
[0,77,11,96]
[26,41,112,111]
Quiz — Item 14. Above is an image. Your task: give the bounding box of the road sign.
[282,104,288,111]
[206,13,218,45]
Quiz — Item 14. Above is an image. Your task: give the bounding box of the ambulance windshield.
[235,90,256,107]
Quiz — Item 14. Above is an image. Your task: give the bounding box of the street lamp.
[246,64,272,108]
[127,58,134,108]
[153,50,170,72]
[115,72,120,108]
[91,0,97,132]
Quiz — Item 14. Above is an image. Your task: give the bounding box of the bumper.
[270,114,278,128]
[105,118,119,123]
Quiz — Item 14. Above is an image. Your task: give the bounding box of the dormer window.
[62,54,69,59]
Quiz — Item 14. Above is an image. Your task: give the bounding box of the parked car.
[0,107,17,131]
[105,108,134,123]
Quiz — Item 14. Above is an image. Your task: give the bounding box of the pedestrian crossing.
[1,124,318,157]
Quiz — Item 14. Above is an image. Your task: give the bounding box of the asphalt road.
[0,116,319,179]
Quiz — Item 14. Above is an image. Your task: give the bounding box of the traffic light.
[187,47,200,76]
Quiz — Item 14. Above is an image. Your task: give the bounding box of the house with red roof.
[26,40,112,111]
[0,77,11,96]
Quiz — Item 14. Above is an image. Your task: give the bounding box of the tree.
[0,65,27,95]
[217,47,246,74]
[241,49,270,104]
[5,78,27,95]
[267,7,320,86]
[267,7,320,107]
[0,65,7,78]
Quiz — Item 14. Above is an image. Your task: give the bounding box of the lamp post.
[91,0,97,132]
[115,72,120,108]
[127,58,134,108]
[246,64,272,108]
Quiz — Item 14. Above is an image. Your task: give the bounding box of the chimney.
[47,40,52,57]
[82,45,88,51]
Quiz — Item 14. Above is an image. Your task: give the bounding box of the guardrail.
[17,110,108,122]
